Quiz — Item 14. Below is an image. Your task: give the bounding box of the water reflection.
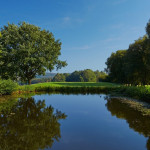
[0,97,67,150]
[105,97,150,150]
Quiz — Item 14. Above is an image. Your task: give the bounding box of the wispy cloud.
[62,17,71,24]
[62,16,84,25]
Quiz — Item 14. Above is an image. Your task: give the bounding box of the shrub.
[0,79,18,95]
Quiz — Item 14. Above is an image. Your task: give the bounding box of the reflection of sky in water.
[33,94,147,150]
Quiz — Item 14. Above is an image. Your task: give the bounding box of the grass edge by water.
[11,82,150,102]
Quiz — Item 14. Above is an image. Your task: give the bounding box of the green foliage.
[0,79,18,95]
[94,70,108,82]
[106,20,150,85]
[105,50,127,83]
[80,69,96,82]
[52,73,66,82]
[66,71,81,82]
[51,69,101,82]
[31,77,52,84]
[126,36,150,85]
[66,69,97,82]
[0,22,67,84]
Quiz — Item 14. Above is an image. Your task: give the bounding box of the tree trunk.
[28,79,31,85]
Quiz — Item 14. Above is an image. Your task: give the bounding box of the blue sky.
[1,0,150,73]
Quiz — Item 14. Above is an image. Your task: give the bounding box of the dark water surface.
[0,93,150,150]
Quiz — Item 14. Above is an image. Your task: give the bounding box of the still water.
[0,93,150,150]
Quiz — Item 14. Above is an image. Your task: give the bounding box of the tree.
[0,22,67,84]
[105,50,127,83]
[126,36,150,85]
[146,20,150,39]
[66,71,82,82]
[0,32,2,59]
[66,70,97,82]
[63,73,70,80]
[81,69,96,82]
[94,70,108,82]
[52,73,66,82]
[105,20,150,85]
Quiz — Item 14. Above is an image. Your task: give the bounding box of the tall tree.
[0,22,67,84]
[105,50,127,83]
[126,36,150,85]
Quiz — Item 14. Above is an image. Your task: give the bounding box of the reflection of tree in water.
[105,97,150,150]
[0,97,67,150]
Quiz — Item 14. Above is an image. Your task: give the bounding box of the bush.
[0,79,18,95]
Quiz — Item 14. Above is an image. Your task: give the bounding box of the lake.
[0,93,149,150]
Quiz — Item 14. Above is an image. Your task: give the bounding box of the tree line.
[52,69,107,82]
[105,20,150,85]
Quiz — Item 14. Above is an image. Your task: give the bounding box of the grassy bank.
[0,81,147,102]
[15,82,150,102]
[110,97,150,116]
[16,82,119,94]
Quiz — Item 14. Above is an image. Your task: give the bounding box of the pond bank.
[13,82,150,102]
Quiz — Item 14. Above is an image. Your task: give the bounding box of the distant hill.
[36,73,56,79]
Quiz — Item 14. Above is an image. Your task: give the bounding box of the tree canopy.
[105,50,127,83]
[52,69,106,82]
[0,22,67,84]
[52,73,66,82]
[105,20,150,85]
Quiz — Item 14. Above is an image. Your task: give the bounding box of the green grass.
[27,82,118,87]
[16,82,120,94]
[13,82,150,102]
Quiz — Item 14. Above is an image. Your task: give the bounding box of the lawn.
[17,82,120,93]
[12,82,150,102]
[30,82,118,87]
